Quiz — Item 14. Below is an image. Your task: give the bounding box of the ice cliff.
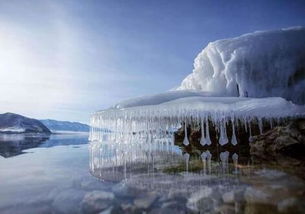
[178,27,305,104]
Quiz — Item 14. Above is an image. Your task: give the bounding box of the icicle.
[248,119,252,139]
[276,117,280,126]
[219,120,228,146]
[200,120,206,146]
[205,117,212,145]
[183,122,190,146]
[231,119,238,146]
[269,118,273,129]
[258,118,263,134]
[244,117,248,133]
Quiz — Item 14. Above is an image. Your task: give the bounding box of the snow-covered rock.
[0,113,51,134]
[178,27,305,104]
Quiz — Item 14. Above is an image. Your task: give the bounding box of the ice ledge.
[90,91,305,145]
[100,91,305,119]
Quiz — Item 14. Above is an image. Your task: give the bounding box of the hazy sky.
[0,0,304,123]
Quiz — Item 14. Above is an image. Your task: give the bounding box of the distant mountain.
[40,119,90,133]
[0,113,51,134]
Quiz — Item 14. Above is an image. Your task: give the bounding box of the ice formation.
[90,90,305,146]
[200,118,211,146]
[178,27,305,104]
[90,27,305,147]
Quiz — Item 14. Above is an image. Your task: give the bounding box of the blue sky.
[0,0,304,123]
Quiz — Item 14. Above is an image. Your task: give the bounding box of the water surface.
[0,134,304,214]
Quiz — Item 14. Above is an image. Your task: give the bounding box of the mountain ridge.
[0,112,51,134]
[40,119,89,132]
[0,112,90,134]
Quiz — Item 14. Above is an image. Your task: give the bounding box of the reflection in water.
[89,134,305,213]
[232,153,239,173]
[39,133,89,147]
[0,133,304,213]
[89,137,245,182]
[201,150,212,174]
[90,137,183,182]
[0,134,49,157]
[0,133,88,158]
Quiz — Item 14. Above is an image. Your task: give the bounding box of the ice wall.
[178,27,305,104]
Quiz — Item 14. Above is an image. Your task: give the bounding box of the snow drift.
[178,27,305,104]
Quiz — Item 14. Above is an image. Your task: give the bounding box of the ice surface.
[90,90,305,145]
[178,27,305,104]
[112,90,221,109]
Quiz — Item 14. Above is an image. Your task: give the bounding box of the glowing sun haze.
[0,1,82,120]
[0,0,304,123]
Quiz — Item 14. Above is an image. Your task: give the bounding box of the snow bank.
[178,27,305,104]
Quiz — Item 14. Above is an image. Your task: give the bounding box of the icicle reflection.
[89,136,183,182]
[89,134,248,183]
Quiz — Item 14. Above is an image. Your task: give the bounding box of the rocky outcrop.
[173,118,305,168]
[250,119,305,160]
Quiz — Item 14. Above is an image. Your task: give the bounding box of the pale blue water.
[0,134,109,214]
[0,134,304,214]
